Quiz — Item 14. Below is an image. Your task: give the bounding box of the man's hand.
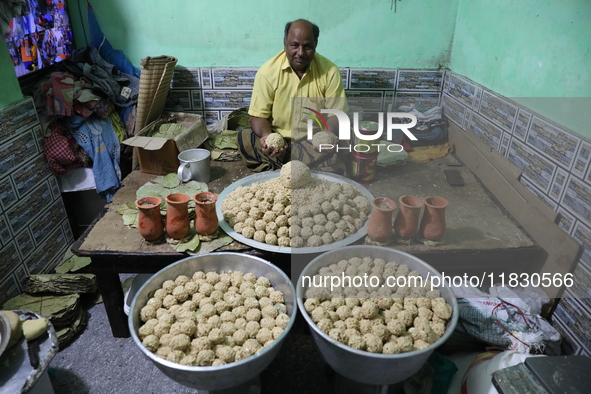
[260,134,286,157]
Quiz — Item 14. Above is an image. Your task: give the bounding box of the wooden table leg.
[95,271,130,338]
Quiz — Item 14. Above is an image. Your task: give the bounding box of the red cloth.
[43,123,89,175]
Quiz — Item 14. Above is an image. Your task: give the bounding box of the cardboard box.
[122,112,208,174]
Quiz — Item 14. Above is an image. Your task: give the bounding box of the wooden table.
[71,157,545,337]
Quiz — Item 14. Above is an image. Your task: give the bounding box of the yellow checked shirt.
[248,51,348,140]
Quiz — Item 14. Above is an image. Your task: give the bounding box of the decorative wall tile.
[468,113,503,151]
[0,213,9,245]
[463,108,472,131]
[0,174,17,210]
[572,140,591,180]
[519,176,558,210]
[200,68,212,89]
[24,227,68,274]
[561,176,591,225]
[499,132,511,157]
[553,310,583,355]
[29,199,67,244]
[202,91,251,110]
[472,86,483,110]
[12,263,28,289]
[349,69,396,90]
[171,67,201,89]
[6,181,52,235]
[553,293,591,350]
[48,175,61,201]
[556,206,576,234]
[340,68,349,90]
[344,91,383,112]
[512,108,532,142]
[15,228,34,260]
[384,91,395,111]
[165,90,192,112]
[396,70,444,91]
[478,90,518,132]
[11,155,51,199]
[393,92,440,111]
[212,68,257,89]
[0,98,37,144]
[569,262,591,310]
[0,275,21,308]
[508,139,556,193]
[204,111,220,125]
[0,131,40,175]
[0,241,21,280]
[441,93,466,128]
[527,116,580,170]
[191,91,203,110]
[32,125,43,151]
[571,221,591,268]
[62,220,74,241]
[549,167,569,203]
[443,73,475,107]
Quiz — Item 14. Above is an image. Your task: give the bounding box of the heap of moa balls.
[222,161,370,248]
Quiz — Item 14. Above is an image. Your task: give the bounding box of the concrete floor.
[47,275,333,394]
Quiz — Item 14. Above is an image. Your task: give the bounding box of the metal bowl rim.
[295,245,459,360]
[129,252,298,372]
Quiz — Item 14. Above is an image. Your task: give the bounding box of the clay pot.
[419,196,449,242]
[193,192,219,236]
[135,196,164,241]
[165,193,190,239]
[394,195,425,240]
[367,197,397,243]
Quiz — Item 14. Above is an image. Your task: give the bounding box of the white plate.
[217,170,374,254]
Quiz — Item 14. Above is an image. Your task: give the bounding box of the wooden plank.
[448,123,582,300]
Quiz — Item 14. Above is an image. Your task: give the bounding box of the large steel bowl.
[296,245,459,386]
[129,252,296,391]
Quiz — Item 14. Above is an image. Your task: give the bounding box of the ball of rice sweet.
[280,160,311,189]
[311,131,334,148]
[266,133,286,149]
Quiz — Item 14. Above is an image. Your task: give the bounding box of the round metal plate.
[217,170,374,254]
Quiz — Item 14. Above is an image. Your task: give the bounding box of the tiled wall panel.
[0,98,74,301]
[440,71,591,357]
[167,66,445,126]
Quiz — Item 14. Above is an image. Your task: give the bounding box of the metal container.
[296,245,459,386]
[129,252,296,391]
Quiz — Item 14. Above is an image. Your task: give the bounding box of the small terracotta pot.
[135,196,164,241]
[367,197,397,243]
[394,195,425,240]
[165,193,190,239]
[193,192,219,236]
[419,196,449,242]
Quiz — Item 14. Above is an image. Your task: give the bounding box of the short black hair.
[284,19,320,45]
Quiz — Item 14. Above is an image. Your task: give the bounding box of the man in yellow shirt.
[237,19,348,173]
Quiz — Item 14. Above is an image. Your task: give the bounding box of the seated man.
[237,18,348,174]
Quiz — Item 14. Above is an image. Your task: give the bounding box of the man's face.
[284,23,316,74]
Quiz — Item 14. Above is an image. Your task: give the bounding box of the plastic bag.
[454,285,560,354]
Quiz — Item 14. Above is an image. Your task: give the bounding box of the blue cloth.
[67,115,121,201]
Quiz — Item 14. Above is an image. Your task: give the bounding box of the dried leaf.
[162,173,181,188]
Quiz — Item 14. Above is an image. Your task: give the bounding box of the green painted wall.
[68,0,458,69]
[450,0,591,137]
[0,40,24,107]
